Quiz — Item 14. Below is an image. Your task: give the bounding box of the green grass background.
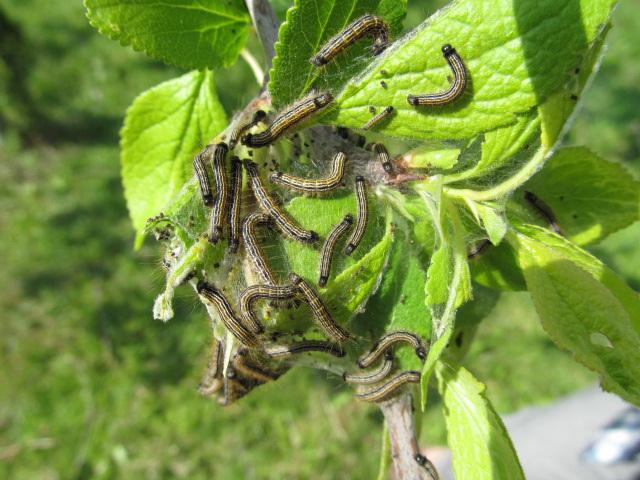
[0,1,638,478]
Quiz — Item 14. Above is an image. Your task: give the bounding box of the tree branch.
[244,0,280,75]
[380,393,439,480]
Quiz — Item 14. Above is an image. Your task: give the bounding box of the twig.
[244,0,280,75]
[380,393,439,480]
[241,49,265,85]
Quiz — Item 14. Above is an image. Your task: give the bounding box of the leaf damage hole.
[590,332,613,349]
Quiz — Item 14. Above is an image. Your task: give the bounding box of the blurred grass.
[0,0,637,478]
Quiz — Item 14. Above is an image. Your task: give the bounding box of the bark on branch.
[380,393,439,480]
[244,0,280,75]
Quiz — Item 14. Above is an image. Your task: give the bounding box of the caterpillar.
[229,110,267,149]
[196,281,259,348]
[467,239,492,259]
[363,106,394,131]
[228,157,243,253]
[358,331,427,369]
[264,340,345,359]
[288,272,352,342]
[242,212,277,286]
[355,370,421,403]
[524,191,562,235]
[242,93,334,148]
[239,284,298,334]
[193,147,214,207]
[232,350,279,384]
[244,160,318,243]
[414,454,439,479]
[217,373,250,406]
[319,214,353,287]
[372,143,393,173]
[407,44,467,106]
[209,142,229,244]
[310,14,389,66]
[343,351,393,385]
[197,338,225,396]
[344,176,368,255]
[270,152,347,193]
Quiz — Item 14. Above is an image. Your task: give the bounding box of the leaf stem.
[241,49,265,85]
[244,0,280,76]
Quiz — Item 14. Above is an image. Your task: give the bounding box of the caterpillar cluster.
[177,14,470,407]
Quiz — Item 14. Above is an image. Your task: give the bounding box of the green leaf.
[446,111,540,183]
[422,197,472,322]
[121,70,227,245]
[539,24,609,148]
[443,15,611,203]
[519,147,640,246]
[444,141,549,204]
[269,0,407,107]
[448,285,501,361]
[514,224,640,331]
[399,145,461,170]
[511,227,640,405]
[328,0,617,140]
[469,242,527,292]
[327,218,393,326]
[85,0,251,69]
[426,245,455,307]
[281,193,385,279]
[465,200,507,246]
[436,362,525,480]
[380,189,437,259]
[418,192,472,406]
[353,224,432,371]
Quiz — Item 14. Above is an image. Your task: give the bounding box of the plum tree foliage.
[86,0,639,478]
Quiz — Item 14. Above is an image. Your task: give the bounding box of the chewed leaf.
[146,182,209,247]
[85,0,251,69]
[518,147,640,246]
[437,362,525,480]
[153,236,217,322]
[121,70,226,246]
[269,0,407,107]
[512,227,640,406]
[327,0,617,140]
[513,224,640,329]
